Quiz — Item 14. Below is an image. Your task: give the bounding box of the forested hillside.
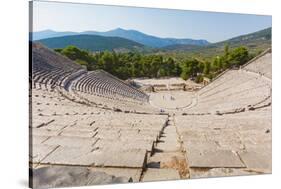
[37,35,145,52]
[54,44,255,82]
[161,27,271,59]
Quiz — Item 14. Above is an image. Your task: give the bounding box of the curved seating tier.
[31,42,152,112]
[243,51,272,79]
[183,51,272,114]
[31,43,84,89]
[71,70,149,103]
[30,88,168,182]
[175,110,271,178]
[32,43,82,71]
[30,43,272,183]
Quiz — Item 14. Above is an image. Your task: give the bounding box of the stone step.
[186,149,245,168]
[189,167,256,179]
[41,146,148,168]
[155,139,181,152]
[142,168,180,182]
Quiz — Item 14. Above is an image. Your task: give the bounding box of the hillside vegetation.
[37,35,145,52]
[55,44,255,82]
[37,27,271,83]
[161,27,271,60]
[36,27,271,59]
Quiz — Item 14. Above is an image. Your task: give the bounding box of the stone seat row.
[185,69,271,114]
[175,110,271,178]
[242,52,272,79]
[72,71,148,103]
[30,105,168,169]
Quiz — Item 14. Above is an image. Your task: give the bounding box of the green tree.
[60,46,89,62]
[198,62,205,73]
[203,61,211,75]
[212,56,223,72]
[180,59,199,80]
[55,44,254,82]
[229,46,249,67]
[76,59,88,69]
[99,51,115,73]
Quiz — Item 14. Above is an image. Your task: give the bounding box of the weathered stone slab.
[120,135,157,141]
[216,139,245,151]
[47,118,78,127]
[180,131,206,141]
[41,123,69,131]
[184,140,219,152]
[31,118,55,128]
[205,132,240,143]
[31,136,49,145]
[30,144,59,163]
[156,139,180,152]
[142,168,180,182]
[97,139,154,152]
[95,149,147,168]
[42,136,98,148]
[148,152,185,168]
[31,128,61,137]
[238,149,272,173]
[59,129,97,138]
[187,149,245,168]
[31,165,130,188]
[189,167,256,179]
[95,131,120,139]
[239,130,271,142]
[244,140,271,150]
[66,127,98,133]
[91,167,142,182]
[40,146,95,166]
[42,146,147,168]
[163,125,178,134]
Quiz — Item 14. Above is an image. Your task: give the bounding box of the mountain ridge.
[37,34,145,52]
[32,28,210,48]
[161,27,272,57]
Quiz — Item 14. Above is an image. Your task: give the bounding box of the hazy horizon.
[32,1,272,43]
[33,26,271,43]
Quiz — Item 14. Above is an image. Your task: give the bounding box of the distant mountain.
[162,27,272,57]
[215,27,271,47]
[31,30,77,40]
[37,35,145,52]
[33,27,270,55]
[32,28,210,48]
[81,28,209,48]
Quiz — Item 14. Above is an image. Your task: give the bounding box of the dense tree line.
[55,44,254,82]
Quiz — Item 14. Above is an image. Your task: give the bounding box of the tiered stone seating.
[243,50,272,79]
[174,50,272,178]
[30,43,167,186]
[31,43,150,109]
[32,43,82,70]
[72,70,148,103]
[182,52,272,114]
[30,43,272,185]
[65,71,156,113]
[175,110,271,178]
[30,88,168,182]
[31,43,84,90]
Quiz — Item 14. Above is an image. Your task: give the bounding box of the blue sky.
[32,1,272,43]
